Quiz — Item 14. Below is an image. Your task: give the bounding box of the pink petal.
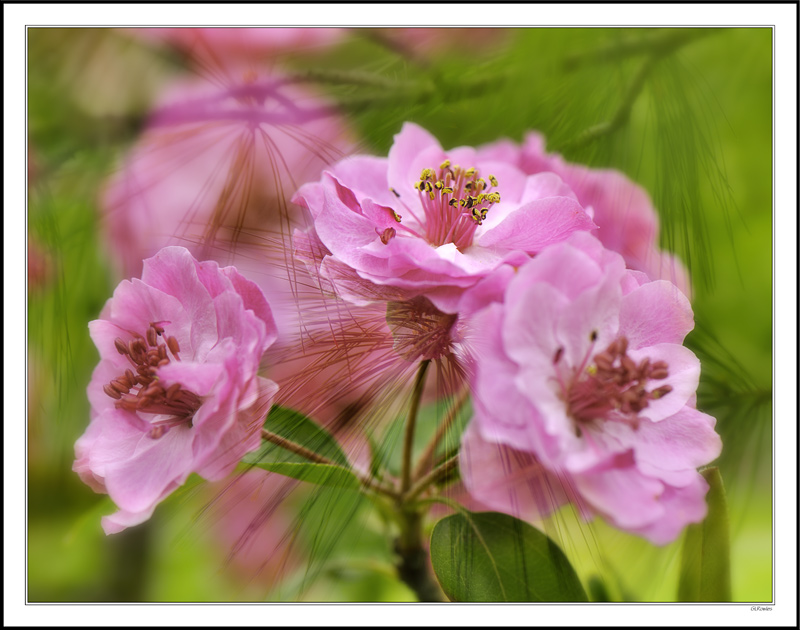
[505,237,609,305]
[503,281,567,369]
[628,473,710,545]
[101,422,195,513]
[477,196,596,253]
[469,305,556,456]
[555,274,622,369]
[620,280,694,350]
[573,466,665,529]
[519,172,579,204]
[220,265,277,343]
[329,155,394,207]
[315,185,384,261]
[387,123,443,193]
[633,407,722,477]
[156,360,226,398]
[475,137,521,164]
[460,422,573,520]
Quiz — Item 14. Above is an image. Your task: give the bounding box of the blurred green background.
[27,27,772,602]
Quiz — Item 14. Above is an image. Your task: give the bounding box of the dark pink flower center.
[555,335,672,431]
[105,322,201,437]
[396,161,500,250]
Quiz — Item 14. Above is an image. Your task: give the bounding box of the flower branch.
[404,455,459,504]
[259,428,399,499]
[412,388,470,481]
[400,360,431,494]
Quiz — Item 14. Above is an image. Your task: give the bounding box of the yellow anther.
[442,187,454,195]
[429,190,435,201]
[440,159,451,170]
[434,181,443,190]
[489,175,498,187]
[465,167,477,177]
[391,209,402,222]
[587,365,598,375]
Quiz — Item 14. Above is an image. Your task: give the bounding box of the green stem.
[392,359,446,601]
[401,360,430,494]
[412,388,469,481]
[404,455,459,504]
[394,507,445,602]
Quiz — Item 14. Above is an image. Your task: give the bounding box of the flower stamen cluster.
[105,322,202,437]
[559,335,672,431]
[412,161,500,249]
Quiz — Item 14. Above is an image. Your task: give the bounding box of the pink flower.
[129,28,344,65]
[101,69,355,279]
[292,122,596,314]
[460,232,720,544]
[27,238,51,291]
[205,470,301,587]
[367,28,509,58]
[73,247,279,534]
[477,133,691,295]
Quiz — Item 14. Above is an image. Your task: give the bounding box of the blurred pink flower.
[101,68,355,280]
[27,238,51,291]
[205,469,301,588]
[366,28,509,59]
[461,232,720,544]
[73,247,279,534]
[477,133,691,295]
[293,122,596,315]
[130,27,344,65]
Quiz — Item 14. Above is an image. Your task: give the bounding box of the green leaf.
[248,461,361,491]
[678,467,731,601]
[242,406,361,490]
[430,511,588,602]
[260,405,351,467]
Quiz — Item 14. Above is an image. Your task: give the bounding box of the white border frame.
[6,3,797,627]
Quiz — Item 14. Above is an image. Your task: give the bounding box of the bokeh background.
[26,27,772,602]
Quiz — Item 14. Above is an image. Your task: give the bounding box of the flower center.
[386,296,458,361]
[410,161,501,250]
[105,322,202,438]
[556,335,672,431]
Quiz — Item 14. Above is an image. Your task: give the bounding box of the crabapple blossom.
[73,247,279,534]
[130,28,344,65]
[101,69,354,280]
[292,122,596,315]
[460,232,720,544]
